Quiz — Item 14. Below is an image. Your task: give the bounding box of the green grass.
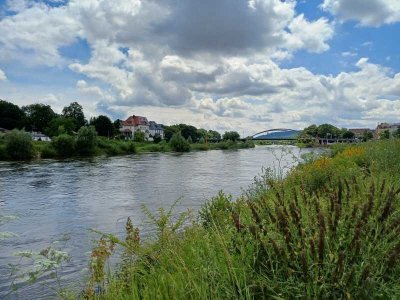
[83,140,400,299]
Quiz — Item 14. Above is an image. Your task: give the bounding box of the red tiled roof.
[122,115,149,126]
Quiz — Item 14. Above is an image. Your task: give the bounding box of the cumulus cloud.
[0,0,399,133]
[0,69,6,80]
[321,0,400,26]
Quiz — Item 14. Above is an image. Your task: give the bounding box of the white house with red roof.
[121,115,150,140]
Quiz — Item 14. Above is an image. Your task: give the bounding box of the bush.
[0,144,7,160]
[169,132,190,152]
[5,130,35,160]
[134,130,145,142]
[76,126,97,156]
[40,144,57,159]
[119,142,136,154]
[52,134,76,157]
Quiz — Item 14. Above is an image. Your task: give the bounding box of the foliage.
[40,144,57,159]
[362,130,374,141]
[153,133,162,143]
[84,140,400,299]
[187,136,193,143]
[223,131,240,141]
[303,124,318,137]
[90,115,114,137]
[22,103,57,132]
[52,134,76,157]
[317,123,340,138]
[342,130,355,139]
[208,130,221,141]
[134,130,145,142]
[45,117,76,137]
[163,125,179,141]
[76,126,98,156]
[394,127,400,139]
[381,129,391,139]
[169,132,190,152]
[5,130,35,160]
[62,101,85,130]
[113,119,122,135]
[0,99,25,130]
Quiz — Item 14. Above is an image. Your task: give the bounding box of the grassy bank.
[83,140,400,299]
[0,132,255,161]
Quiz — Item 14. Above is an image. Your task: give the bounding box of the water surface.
[0,145,321,298]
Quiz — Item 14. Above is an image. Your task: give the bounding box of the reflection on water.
[0,145,321,299]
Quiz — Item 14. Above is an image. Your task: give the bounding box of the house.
[120,115,150,140]
[348,128,374,139]
[375,122,400,138]
[149,121,164,139]
[31,132,51,142]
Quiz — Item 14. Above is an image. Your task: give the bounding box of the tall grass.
[83,140,400,299]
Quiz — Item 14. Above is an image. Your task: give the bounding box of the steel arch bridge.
[251,128,300,140]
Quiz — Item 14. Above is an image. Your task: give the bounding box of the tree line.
[0,99,243,144]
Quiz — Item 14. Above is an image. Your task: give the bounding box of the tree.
[52,134,76,157]
[22,103,57,132]
[180,124,199,141]
[90,115,114,137]
[5,130,35,160]
[223,131,240,141]
[317,124,340,138]
[45,117,76,137]
[134,130,145,142]
[362,130,374,142]
[164,125,179,141]
[113,119,122,135]
[303,124,318,137]
[0,100,25,130]
[169,132,190,152]
[76,126,97,156]
[153,133,162,144]
[187,136,193,143]
[342,130,355,139]
[380,129,390,139]
[62,102,85,130]
[208,130,221,141]
[393,127,400,139]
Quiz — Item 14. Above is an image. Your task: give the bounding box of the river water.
[0,145,320,299]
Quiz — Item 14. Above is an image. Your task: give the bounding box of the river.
[0,145,321,299]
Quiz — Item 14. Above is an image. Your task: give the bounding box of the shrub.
[119,142,136,154]
[134,130,145,142]
[169,132,190,152]
[40,144,57,159]
[76,126,97,156]
[0,144,7,160]
[52,134,76,157]
[5,130,35,160]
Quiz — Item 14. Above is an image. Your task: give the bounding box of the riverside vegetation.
[0,129,254,161]
[76,140,400,299]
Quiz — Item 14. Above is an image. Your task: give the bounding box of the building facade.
[121,115,150,140]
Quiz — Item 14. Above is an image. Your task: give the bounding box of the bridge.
[251,128,301,140]
[249,128,359,144]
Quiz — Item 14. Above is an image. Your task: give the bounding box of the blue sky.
[0,0,399,134]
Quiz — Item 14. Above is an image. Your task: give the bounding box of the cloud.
[0,69,6,80]
[0,1,81,66]
[285,14,334,53]
[321,0,400,26]
[1,0,399,134]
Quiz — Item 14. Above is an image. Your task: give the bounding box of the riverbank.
[0,135,255,161]
[83,140,400,299]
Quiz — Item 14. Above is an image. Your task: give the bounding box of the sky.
[0,0,399,135]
